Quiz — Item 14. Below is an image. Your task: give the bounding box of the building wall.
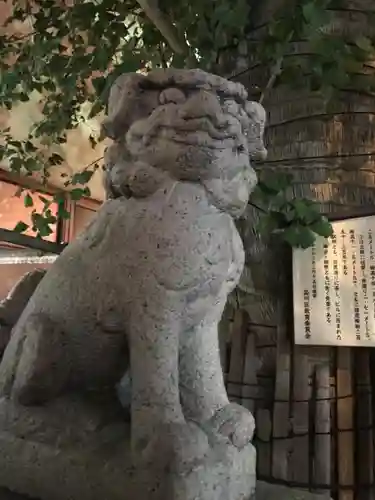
[0,0,107,202]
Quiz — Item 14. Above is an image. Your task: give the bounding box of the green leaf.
[24,193,34,208]
[14,221,29,233]
[257,214,280,236]
[9,157,23,172]
[49,153,64,165]
[302,2,316,22]
[70,188,87,200]
[355,36,373,54]
[45,214,57,224]
[282,225,316,249]
[71,170,94,185]
[291,199,320,224]
[92,76,106,95]
[250,185,271,209]
[25,158,41,172]
[301,2,330,28]
[57,206,71,219]
[310,217,333,238]
[258,173,293,195]
[39,195,51,206]
[31,213,54,238]
[25,141,37,153]
[280,203,298,223]
[37,225,53,238]
[267,209,289,228]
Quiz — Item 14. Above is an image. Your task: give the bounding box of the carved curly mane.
[101,69,266,217]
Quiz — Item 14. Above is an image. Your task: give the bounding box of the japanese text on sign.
[293,216,375,346]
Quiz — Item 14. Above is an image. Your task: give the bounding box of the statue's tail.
[0,269,46,358]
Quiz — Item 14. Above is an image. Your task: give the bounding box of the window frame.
[0,168,101,249]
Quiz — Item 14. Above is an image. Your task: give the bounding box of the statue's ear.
[245,101,268,161]
[100,73,151,141]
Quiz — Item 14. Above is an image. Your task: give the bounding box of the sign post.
[293,215,375,346]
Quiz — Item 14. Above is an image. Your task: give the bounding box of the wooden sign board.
[293,215,375,346]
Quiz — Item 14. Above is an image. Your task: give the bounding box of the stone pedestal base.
[0,482,333,500]
[256,482,332,500]
[0,397,256,500]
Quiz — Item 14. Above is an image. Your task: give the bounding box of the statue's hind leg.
[0,312,68,405]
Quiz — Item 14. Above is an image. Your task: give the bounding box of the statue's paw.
[208,403,255,449]
[138,421,209,471]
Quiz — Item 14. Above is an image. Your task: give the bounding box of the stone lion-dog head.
[101,68,267,218]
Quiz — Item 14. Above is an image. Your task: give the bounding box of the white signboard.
[293,215,375,346]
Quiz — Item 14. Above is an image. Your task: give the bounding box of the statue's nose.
[180,90,222,120]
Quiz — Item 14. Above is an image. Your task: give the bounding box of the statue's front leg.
[128,306,208,462]
[179,313,255,449]
[179,318,229,422]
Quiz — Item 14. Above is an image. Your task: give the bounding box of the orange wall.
[0,181,58,241]
[0,177,100,300]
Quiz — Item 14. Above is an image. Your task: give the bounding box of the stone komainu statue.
[0,69,267,500]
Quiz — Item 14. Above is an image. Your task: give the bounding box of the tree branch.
[259,56,283,104]
[249,201,268,213]
[135,0,197,67]
[259,31,294,104]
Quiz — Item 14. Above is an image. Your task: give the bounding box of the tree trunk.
[225,0,375,495]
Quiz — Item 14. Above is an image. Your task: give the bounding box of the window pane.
[0,181,58,242]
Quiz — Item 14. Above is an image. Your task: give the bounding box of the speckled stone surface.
[0,481,333,500]
[0,395,256,500]
[0,69,267,500]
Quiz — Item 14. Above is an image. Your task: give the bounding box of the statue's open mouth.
[128,111,248,153]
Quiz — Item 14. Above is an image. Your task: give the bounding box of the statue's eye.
[237,145,246,153]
